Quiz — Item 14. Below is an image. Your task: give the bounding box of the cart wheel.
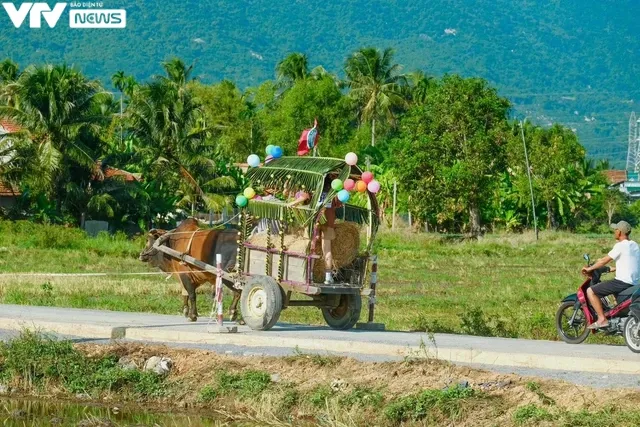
[322,294,362,330]
[240,275,283,331]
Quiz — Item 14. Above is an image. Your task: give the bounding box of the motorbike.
[624,288,640,352]
[555,254,640,344]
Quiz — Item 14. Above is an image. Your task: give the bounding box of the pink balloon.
[367,180,381,194]
[362,171,374,184]
[343,179,355,191]
[345,152,358,166]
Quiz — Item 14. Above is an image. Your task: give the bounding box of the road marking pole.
[356,255,385,330]
[207,254,237,333]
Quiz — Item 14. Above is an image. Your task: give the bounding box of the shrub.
[384,384,477,423]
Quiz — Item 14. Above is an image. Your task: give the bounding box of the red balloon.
[362,171,374,184]
[344,179,355,191]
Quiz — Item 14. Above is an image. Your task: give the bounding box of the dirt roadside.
[66,342,640,426]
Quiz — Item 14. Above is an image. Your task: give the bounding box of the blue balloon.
[265,145,275,156]
[272,146,283,158]
[337,189,350,203]
[247,154,260,168]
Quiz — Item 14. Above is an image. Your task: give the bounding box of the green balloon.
[331,179,343,191]
[235,195,248,207]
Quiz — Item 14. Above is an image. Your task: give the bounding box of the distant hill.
[1,0,638,167]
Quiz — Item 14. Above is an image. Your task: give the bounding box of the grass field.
[0,220,618,341]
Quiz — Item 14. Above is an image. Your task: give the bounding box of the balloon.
[243,187,256,199]
[355,180,367,193]
[337,189,350,203]
[254,195,263,201]
[343,179,355,191]
[367,180,381,194]
[272,146,283,158]
[345,152,358,166]
[331,179,343,191]
[235,195,248,207]
[247,154,260,168]
[362,171,374,184]
[265,145,275,156]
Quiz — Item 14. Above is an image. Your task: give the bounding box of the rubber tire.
[322,294,362,330]
[624,316,640,353]
[555,301,590,344]
[240,275,283,331]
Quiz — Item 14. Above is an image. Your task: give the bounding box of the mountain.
[1,0,638,167]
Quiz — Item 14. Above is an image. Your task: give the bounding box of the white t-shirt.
[608,239,640,285]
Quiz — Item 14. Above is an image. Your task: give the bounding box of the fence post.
[368,255,378,322]
[356,255,385,330]
[392,180,397,230]
[207,253,238,333]
[215,254,224,326]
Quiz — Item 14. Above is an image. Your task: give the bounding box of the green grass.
[0,219,620,341]
[0,330,166,397]
[383,384,480,423]
[513,404,555,424]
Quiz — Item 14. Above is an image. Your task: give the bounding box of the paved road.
[1,304,639,388]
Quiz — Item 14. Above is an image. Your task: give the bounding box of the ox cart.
[152,156,380,331]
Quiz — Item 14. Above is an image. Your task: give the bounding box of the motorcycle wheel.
[555,301,590,344]
[623,316,640,353]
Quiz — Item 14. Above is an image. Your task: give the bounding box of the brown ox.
[139,218,241,322]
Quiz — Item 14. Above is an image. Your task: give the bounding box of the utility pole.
[392,180,397,230]
[520,119,538,240]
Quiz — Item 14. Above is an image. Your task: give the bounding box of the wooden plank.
[287,256,307,283]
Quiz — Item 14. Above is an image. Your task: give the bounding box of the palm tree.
[344,47,406,146]
[127,62,235,214]
[159,57,195,87]
[0,59,21,107]
[276,53,309,87]
[112,70,126,145]
[0,59,19,84]
[0,64,111,201]
[408,70,436,106]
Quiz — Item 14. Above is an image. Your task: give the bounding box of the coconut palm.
[276,53,309,87]
[344,47,406,146]
[408,70,436,106]
[112,70,127,145]
[127,63,235,213]
[0,64,111,199]
[0,59,19,84]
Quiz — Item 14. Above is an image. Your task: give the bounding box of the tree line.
[0,48,631,234]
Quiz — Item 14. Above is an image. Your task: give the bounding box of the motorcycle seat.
[615,285,640,304]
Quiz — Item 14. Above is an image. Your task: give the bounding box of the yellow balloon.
[243,187,256,199]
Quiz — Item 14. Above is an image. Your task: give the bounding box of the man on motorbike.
[581,220,640,329]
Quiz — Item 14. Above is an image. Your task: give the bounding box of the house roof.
[602,170,627,185]
[0,182,20,197]
[0,119,20,134]
[103,167,140,182]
